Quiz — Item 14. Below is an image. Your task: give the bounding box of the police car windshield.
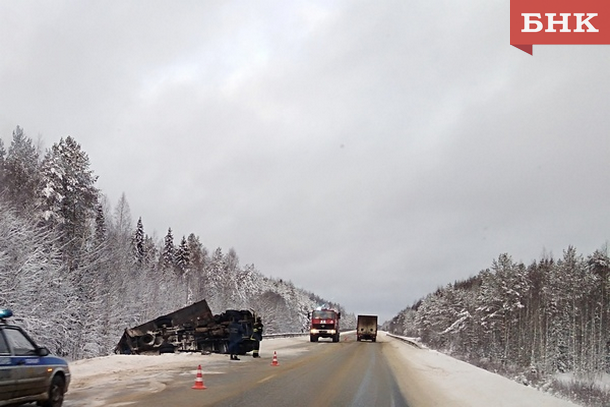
[312,311,335,319]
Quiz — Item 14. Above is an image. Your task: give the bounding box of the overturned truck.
[115,299,258,355]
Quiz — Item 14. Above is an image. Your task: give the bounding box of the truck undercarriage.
[115,299,258,355]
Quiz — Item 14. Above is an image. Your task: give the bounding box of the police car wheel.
[42,375,66,407]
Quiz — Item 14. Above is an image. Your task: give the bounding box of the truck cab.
[309,309,340,343]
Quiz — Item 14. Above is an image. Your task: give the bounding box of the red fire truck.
[309,308,341,342]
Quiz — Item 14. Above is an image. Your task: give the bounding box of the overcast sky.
[1,1,609,322]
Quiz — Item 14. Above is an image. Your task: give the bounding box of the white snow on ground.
[66,334,581,406]
[555,371,610,395]
[67,336,308,398]
[384,333,581,406]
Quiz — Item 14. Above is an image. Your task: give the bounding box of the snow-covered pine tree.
[132,217,145,265]
[187,233,207,300]
[225,248,246,308]
[38,136,99,270]
[175,236,189,277]
[587,248,610,371]
[155,227,188,311]
[160,228,176,272]
[94,203,107,244]
[554,247,587,372]
[0,138,6,192]
[205,247,224,310]
[4,126,40,215]
[175,236,190,303]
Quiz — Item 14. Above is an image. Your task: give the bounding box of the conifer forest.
[387,249,610,404]
[0,126,347,360]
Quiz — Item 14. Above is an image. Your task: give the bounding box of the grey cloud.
[1,1,609,322]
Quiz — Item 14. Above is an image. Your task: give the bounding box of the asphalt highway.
[86,332,410,407]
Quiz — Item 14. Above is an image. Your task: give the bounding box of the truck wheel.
[332,334,339,343]
[372,338,376,342]
[42,375,66,407]
[159,342,175,354]
[140,333,156,347]
[310,335,318,342]
[357,337,361,342]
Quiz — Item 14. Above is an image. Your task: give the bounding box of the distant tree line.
[387,248,610,387]
[0,126,349,360]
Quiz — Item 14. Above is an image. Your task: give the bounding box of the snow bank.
[385,333,581,406]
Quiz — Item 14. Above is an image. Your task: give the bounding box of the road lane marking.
[258,374,276,384]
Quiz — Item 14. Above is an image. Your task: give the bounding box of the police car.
[0,309,70,407]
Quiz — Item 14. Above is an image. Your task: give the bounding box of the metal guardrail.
[385,333,422,348]
[262,332,309,339]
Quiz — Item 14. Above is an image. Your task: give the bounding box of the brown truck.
[356,314,378,342]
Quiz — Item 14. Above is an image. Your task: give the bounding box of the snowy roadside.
[67,336,307,393]
[385,332,581,407]
[387,332,610,406]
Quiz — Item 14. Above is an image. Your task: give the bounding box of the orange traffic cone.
[271,351,279,366]
[192,365,207,390]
